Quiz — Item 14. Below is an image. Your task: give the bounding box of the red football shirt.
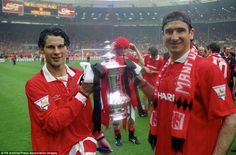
[25,66,97,154]
[207,53,230,83]
[154,56,236,155]
[143,54,164,86]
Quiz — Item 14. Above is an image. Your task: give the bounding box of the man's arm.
[25,80,88,134]
[129,43,144,66]
[137,76,155,99]
[212,113,236,155]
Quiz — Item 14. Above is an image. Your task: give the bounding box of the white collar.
[174,50,190,63]
[42,64,75,82]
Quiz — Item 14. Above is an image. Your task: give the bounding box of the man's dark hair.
[38,27,70,49]
[148,47,158,57]
[162,11,192,31]
[207,42,221,53]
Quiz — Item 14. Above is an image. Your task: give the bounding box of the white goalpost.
[80,48,108,61]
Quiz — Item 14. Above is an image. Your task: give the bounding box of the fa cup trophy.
[101,52,130,121]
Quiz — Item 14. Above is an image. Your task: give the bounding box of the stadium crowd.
[0,21,236,61]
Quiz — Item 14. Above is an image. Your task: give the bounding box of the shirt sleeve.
[125,53,139,63]
[25,79,86,134]
[198,62,236,119]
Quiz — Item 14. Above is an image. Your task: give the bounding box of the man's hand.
[97,138,113,155]
[129,43,145,65]
[148,133,157,150]
[129,43,137,51]
[79,83,93,96]
[144,67,152,73]
[80,62,94,83]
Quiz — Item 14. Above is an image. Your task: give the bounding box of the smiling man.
[137,11,236,155]
[25,27,112,155]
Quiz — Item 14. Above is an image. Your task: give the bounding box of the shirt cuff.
[94,131,105,141]
[75,91,88,106]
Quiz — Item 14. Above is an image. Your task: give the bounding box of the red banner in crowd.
[58,6,75,17]
[2,0,24,14]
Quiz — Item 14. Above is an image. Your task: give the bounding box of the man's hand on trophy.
[80,62,94,83]
[91,63,106,78]
[125,59,142,75]
[79,83,93,97]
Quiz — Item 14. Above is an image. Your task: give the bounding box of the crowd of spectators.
[0,17,236,60]
[73,0,236,25]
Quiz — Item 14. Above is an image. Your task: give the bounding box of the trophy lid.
[101,59,126,69]
[101,51,115,59]
[101,52,126,69]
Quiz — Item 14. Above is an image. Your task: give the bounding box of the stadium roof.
[41,0,218,7]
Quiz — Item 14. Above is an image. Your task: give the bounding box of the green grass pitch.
[0,61,235,155]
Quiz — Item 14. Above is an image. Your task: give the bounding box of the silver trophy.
[101,52,130,121]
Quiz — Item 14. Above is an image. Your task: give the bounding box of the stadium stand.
[0,0,236,60]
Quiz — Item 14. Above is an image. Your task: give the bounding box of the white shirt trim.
[69,137,97,155]
[75,92,87,106]
[42,64,76,82]
[175,50,190,63]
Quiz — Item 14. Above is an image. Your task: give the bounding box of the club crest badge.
[172,111,185,130]
[212,84,226,100]
[34,95,50,110]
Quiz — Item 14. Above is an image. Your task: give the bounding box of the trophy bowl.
[108,91,130,121]
[101,57,130,121]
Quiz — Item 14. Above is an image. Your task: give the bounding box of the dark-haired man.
[25,27,112,155]
[137,11,236,155]
[222,46,236,96]
[140,47,164,115]
[206,42,230,83]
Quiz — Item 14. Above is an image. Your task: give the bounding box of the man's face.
[115,48,125,56]
[162,20,194,59]
[42,35,68,68]
[198,47,206,57]
[150,53,157,58]
[225,47,231,54]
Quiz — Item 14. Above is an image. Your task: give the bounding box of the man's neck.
[46,64,67,77]
[170,53,185,62]
[170,49,190,62]
[151,55,157,59]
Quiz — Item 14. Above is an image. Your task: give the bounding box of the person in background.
[136,11,236,155]
[66,52,70,64]
[222,46,236,94]
[101,36,141,147]
[129,46,164,117]
[87,55,90,62]
[221,46,236,152]
[128,43,148,117]
[40,53,45,65]
[198,46,207,57]
[206,42,230,83]
[25,27,112,155]
[12,54,16,65]
[142,47,164,114]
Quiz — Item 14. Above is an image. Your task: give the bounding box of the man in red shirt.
[222,46,236,96]
[206,42,230,83]
[143,47,164,85]
[25,27,112,155]
[100,36,141,146]
[137,11,236,155]
[142,47,164,112]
